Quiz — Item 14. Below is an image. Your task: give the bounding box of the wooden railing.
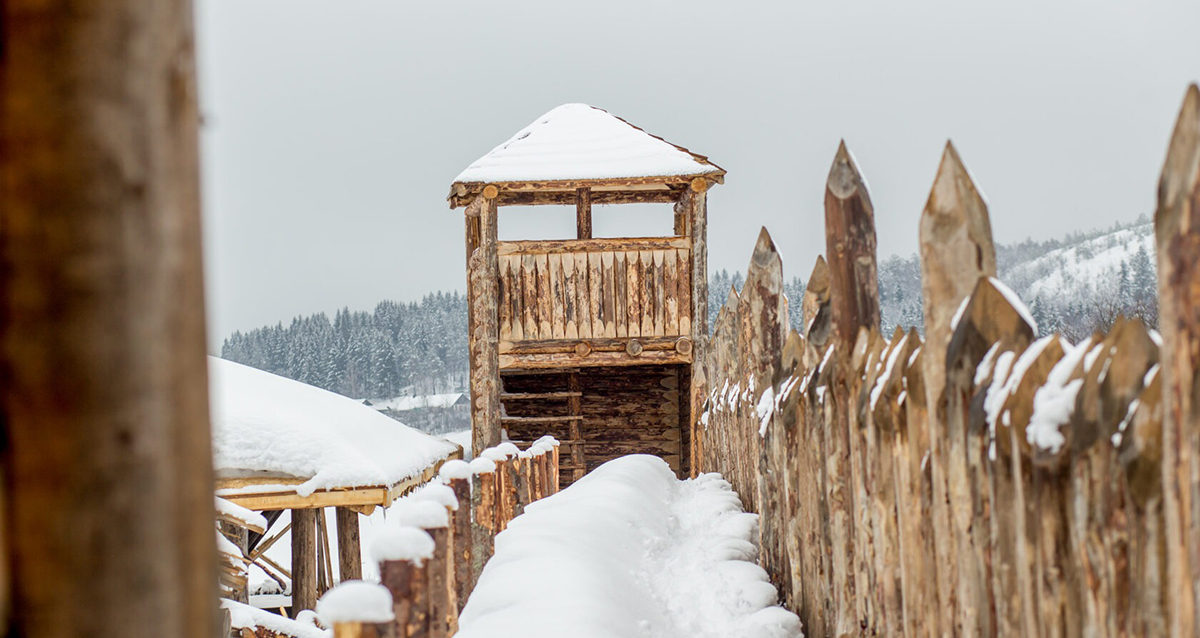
[310,438,560,638]
[496,237,692,352]
[698,86,1200,638]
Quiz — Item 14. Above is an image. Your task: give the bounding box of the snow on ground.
[222,599,329,638]
[454,104,722,184]
[209,356,459,496]
[444,430,473,460]
[457,455,802,638]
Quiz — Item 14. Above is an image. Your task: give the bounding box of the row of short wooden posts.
[316,436,560,638]
[698,85,1200,637]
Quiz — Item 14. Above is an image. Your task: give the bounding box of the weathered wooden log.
[1155,83,1200,638]
[467,193,501,457]
[685,188,710,480]
[336,507,363,582]
[918,141,998,636]
[1,1,217,635]
[576,187,593,239]
[898,333,937,638]
[376,528,435,638]
[825,141,881,346]
[401,502,453,638]
[802,256,832,351]
[440,461,473,611]
[293,508,319,612]
[945,277,1036,637]
[468,458,497,591]
[848,329,885,632]
[1119,369,1168,637]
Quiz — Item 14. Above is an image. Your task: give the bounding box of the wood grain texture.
[1155,83,1200,638]
[1,2,218,634]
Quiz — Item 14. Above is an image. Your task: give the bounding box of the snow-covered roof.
[452,104,723,184]
[209,357,459,497]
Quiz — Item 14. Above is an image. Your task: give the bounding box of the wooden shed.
[452,104,722,485]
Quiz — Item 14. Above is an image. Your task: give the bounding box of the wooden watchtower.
[451,104,723,485]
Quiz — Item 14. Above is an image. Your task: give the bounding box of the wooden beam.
[1156,83,1200,638]
[448,173,724,207]
[500,391,583,400]
[500,335,684,355]
[468,194,502,457]
[825,141,881,345]
[493,189,683,207]
[576,188,593,239]
[1,1,217,636]
[499,349,691,370]
[685,188,709,480]
[292,509,318,612]
[497,236,689,256]
[336,507,363,582]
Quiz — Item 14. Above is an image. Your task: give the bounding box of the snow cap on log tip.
[439,459,472,481]
[533,435,559,447]
[370,527,436,565]
[317,581,395,624]
[397,499,450,529]
[480,448,507,462]
[414,483,459,511]
[469,457,497,474]
[496,442,521,458]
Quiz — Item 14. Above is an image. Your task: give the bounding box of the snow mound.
[454,104,721,184]
[209,357,458,496]
[317,581,395,624]
[371,527,436,566]
[222,599,330,638]
[457,455,801,638]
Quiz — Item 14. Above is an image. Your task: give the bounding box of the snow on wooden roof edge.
[208,357,460,499]
[451,103,724,186]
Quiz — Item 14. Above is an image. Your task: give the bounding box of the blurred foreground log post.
[1156,83,1200,638]
[440,461,473,611]
[918,141,997,637]
[825,141,881,345]
[0,1,218,636]
[336,507,363,582]
[293,508,319,612]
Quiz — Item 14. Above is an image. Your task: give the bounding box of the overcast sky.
[195,0,1200,351]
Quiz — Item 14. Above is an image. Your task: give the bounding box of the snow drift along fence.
[697,86,1200,638]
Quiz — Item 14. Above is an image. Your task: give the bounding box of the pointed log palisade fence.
[698,85,1200,638]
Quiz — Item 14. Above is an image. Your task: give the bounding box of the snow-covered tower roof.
[448,103,723,208]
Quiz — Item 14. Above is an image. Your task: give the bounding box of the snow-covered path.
[456,455,802,638]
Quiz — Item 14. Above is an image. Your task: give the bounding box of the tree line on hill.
[222,220,1158,401]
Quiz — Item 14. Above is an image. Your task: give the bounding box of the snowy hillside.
[880,218,1158,340]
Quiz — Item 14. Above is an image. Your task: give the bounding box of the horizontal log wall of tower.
[501,365,685,486]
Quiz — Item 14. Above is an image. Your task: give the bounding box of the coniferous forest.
[222,220,1158,402]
